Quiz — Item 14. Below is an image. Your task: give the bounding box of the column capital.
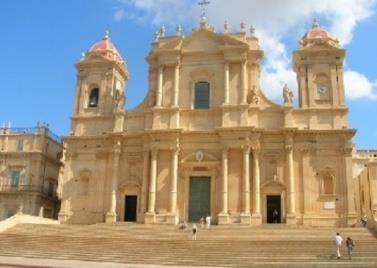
[242,144,251,154]
[284,144,293,152]
[112,140,122,154]
[151,147,159,158]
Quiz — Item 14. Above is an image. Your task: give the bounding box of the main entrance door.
[267,195,281,223]
[124,195,137,222]
[188,176,211,222]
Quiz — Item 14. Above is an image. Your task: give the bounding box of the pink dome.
[86,31,123,62]
[300,19,340,48]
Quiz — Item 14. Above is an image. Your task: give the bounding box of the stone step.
[1,223,376,267]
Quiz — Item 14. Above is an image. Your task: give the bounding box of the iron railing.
[0,126,61,143]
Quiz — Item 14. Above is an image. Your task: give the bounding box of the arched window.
[88,88,99,107]
[322,174,334,195]
[319,171,335,196]
[194,81,210,109]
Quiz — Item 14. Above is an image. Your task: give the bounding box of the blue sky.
[0,0,376,149]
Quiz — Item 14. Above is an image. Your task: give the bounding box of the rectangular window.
[10,171,20,187]
[48,182,54,197]
[194,82,210,109]
[16,139,23,152]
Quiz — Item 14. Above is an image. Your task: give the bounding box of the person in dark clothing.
[346,237,355,260]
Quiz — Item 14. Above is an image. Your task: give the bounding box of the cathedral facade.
[58,18,357,226]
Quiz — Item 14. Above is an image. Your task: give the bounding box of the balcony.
[0,184,57,198]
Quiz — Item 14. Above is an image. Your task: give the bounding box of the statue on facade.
[114,89,125,111]
[247,86,259,105]
[283,84,293,104]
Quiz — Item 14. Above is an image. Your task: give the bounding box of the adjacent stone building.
[0,125,62,220]
[59,18,358,227]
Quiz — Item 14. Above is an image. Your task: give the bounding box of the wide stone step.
[1,223,376,267]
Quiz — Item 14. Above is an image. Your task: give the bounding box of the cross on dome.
[312,18,320,28]
[198,0,210,20]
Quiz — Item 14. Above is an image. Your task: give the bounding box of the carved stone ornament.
[195,151,204,162]
[247,86,259,105]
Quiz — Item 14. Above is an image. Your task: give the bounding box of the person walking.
[346,237,355,260]
[192,224,197,240]
[206,215,211,229]
[335,232,343,259]
[272,209,279,223]
[200,216,205,228]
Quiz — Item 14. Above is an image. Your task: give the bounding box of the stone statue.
[247,86,259,105]
[115,89,125,111]
[283,84,293,104]
[148,90,156,107]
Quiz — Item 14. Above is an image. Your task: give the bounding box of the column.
[251,146,262,224]
[145,148,158,223]
[173,64,180,107]
[156,66,163,107]
[106,142,121,223]
[241,60,248,104]
[285,141,297,224]
[218,147,229,224]
[167,146,179,224]
[223,62,229,105]
[241,145,251,223]
[140,149,150,221]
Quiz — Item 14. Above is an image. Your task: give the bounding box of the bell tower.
[71,31,128,135]
[293,20,346,109]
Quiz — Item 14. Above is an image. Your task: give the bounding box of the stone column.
[167,145,179,224]
[241,60,248,104]
[218,147,229,224]
[140,149,150,222]
[145,148,158,223]
[251,146,262,224]
[156,66,163,107]
[285,138,297,224]
[223,62,230,105]
[106,141,121,223]
[173,64,180,107]
[241,145,251,224]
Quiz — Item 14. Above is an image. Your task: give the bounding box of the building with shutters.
[0,124,62,220]
[58,17,358,227]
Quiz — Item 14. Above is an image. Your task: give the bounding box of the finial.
[249,25,256,37]
[312,18,320,28]
[81,52,86,58]
[103,30,110,40]
[224,20,229,32]
[176,24,182,36]
[154,31,160,42]
[198,0,210,27]
[240,22,246,33]
[160,25,165,37]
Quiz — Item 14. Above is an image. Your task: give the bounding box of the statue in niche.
[148,90,156,107]
[247,86,259,105]
[283,84,293,104]
[114,89,125,111]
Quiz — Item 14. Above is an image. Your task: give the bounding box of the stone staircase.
[0,223,377,267]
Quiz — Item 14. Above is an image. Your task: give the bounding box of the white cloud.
[114,8,126,22]
[115,0,377,101]
[344,70,377,100]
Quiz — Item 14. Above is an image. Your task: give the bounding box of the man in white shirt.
[335,232,343,259]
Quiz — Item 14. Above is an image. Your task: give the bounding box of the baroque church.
[58,16,357,227]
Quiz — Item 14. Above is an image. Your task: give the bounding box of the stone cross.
[198,0,210,19]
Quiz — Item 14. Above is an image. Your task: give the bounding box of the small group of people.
[178,215,212,240]
[200,215,211,229]
[335,232,355,260]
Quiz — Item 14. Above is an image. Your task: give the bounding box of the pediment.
[181,151,218,163]
[182,30,222,52]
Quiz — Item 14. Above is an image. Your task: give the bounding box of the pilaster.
[218,146,229,224]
